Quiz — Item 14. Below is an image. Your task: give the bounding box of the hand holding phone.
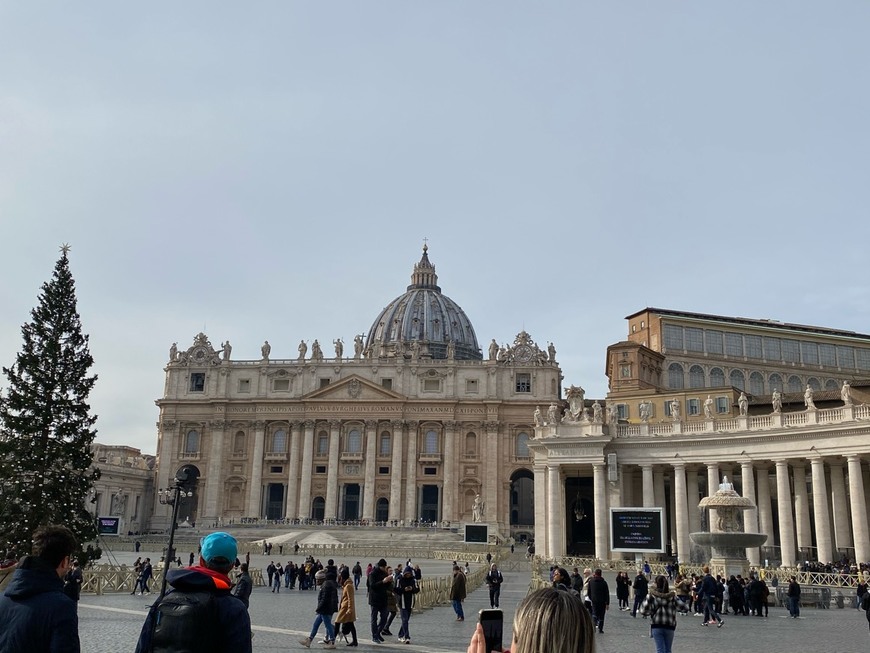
[478,609,503,653]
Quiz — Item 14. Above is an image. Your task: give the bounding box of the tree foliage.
[0,248,101,563]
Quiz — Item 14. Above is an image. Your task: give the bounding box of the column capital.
[847,454,864,463]
[329,419,341,430]
[391,420,404,429]
[443,420,457,431]
[303,419,316,430]
[672,461,686,470]
[365,420,378,430]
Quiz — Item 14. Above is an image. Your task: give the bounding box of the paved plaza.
[76,548,868,653]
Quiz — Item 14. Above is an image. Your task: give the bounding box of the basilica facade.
[152,247,559,535]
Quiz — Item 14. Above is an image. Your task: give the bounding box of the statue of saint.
[670,398,681,422]
[297,339,308,361]
[547,403,560,425]
[804,385,816,410]
[639,400,651,423]
[704,395,714,419]
[738,392,749,416]
[354,334,364,359]
[842,381,853,406]
[311,339,323,361]
[409,340,420,362]
[169,342,178,362]
[547,342,556,362]
[472,494,486,523]
[447,340,456,360]
[592,401,603,423]
[110,490,127,516]
[333,338,344,359]
[488,339,499,361]
[533,406,544,427]
[261,340,271,360]
[772,390,782,413]
[222,340,232,361]
[607,403,620,424]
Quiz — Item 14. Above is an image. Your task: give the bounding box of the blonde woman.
[466,587,595,653]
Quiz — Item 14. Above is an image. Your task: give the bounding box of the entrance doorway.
[510,469,535,525]
[343,484,361,520]
[566,476,594,555]
[266,483,284,520]
[420,485,439,523]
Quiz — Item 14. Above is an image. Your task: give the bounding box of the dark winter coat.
[632,574,649,598]
[395,573,419,610]
[316,577,339,615]
[586,576,610,606]
[0,556,80,653]
[135,565,251,653]
[368,566,390,608]
[232,570,253,608]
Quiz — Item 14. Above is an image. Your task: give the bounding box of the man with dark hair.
[0,524,80,652]
[586,569,610,634]
[449,564,467,622]
[232,563,253,609]
[135,531,251,653]
[368,558,392,642]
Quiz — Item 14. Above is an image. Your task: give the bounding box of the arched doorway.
[312,496,325,521]
[510,469,534,526]
[566,475,594,555]
[343,484,361,520]
[376,498,389,523]
[175,464,201,525]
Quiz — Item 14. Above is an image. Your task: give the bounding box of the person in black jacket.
[395,566,420,643]
[300,569,339,649]
[367,559,392,642]
[485,563,504,609]
[0,525,80,653]
[631,571,649,617]
[232,563,253,609]
[586,569,610,633]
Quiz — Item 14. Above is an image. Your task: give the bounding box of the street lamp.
[156,469,193,599]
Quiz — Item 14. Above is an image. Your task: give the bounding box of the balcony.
[418,452,442,463]
[264,451,287,461]
[340,452,364,462]
[179,452,200,461]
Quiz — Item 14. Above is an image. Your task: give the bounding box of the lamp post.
[156,470,193,599]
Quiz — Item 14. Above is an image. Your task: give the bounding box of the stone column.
[155,420,178,525]
[706,462,720,532]
[247,421,266,517]
[830,461,852,552]
[686,468,702,535]
[622,467,634,507]
[362,420,378,520]
[810,458,833,564]
[285,422,302,520]
[547,464,564,558]
[653,470,666,511]
[325,420,341,520]
[484,422,499,525]
[641,464,655,507]
[847,455,870,564]
[297,420,315,518]
[388,421,404,522]
[740,461,760,565]
[404,421,418,521]
[534,463,548,554]
[202,421,226,520]
[593,463,609,559]
[755,465,775,557]
[775,460,796,567]
[673,463,690,563]
[792,463,812,557]
[442,421,457,523]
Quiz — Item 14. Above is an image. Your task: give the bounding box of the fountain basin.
[690,532,767,549]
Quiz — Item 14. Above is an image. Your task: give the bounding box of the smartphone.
[478,609,503,653]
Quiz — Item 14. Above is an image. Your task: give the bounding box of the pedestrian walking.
[631,570,649,617]
[300,569,339,649]
[641,575,686,653]
[367,559,391,643]
[586,569,610,633]
[395,565,419,643]
[450,564,467,621]
[485,563,503,609]
[787,576,801,618]
[335,567,358,646]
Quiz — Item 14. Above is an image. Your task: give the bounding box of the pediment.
[303,375,405,402]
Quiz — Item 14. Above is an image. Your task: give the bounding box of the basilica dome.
[365,246,482,360]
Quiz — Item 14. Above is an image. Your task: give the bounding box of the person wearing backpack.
[134,532,252,653]
[485,563,504,609]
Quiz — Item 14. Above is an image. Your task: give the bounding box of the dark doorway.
[312,496,325,521]
[510,469,535,525]
[376,498,389,523]
[566,476,594,555]
[420,485,439,523]
[266,483,284,520]
[343,484,360,520]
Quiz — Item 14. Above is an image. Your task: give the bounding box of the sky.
[1,2,869,455]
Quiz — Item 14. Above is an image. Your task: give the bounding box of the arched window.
[424,430,438,454]
[516,432,530,457]
[787,376,802,393]
[668,363,685,389]
[768,374,783,393]
[379,432,391,456]
[233,431,246,454]
[271,429,287,453]
[749,372,764,396]
[825,379,839,390]
[347,429,362,453]
[807,377,821,391]
[729,370,745,391]
[689,365,705,388]
[184,430,199,453]
[465,433,477,456]
[709,368,725,388]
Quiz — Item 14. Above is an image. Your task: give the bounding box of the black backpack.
[149,590,219,653]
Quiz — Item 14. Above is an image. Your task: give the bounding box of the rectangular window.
[378,466,390,475]
[381,378,393,390]
[802,342,819,365]
[857,348,870,371]
[617,404,628,419]
[781,339,800,363]
[705,330,723,355]
[273,379,290,391]
[715,397,729,413]
[317,435,328,455]
[763,337,781,361]
[379,434,391,456]
[315,465,327,474]
[687,399,700,415]
[423,467,437,475]
[820,344,837,367]
[423,379,441,392]
[685,328,704,352]
[515,373,531,393]
[189,373,205,392]
[270,466,283,474]
[663,324,683,350]
[238,378,251,393]
[838,346,855,369]
[745,335,763,359]
[664,402,673,417]
[466,379,479,393]
[319,378,330,388]
[725,333,744,357]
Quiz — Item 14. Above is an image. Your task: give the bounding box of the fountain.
[690,477,767,578]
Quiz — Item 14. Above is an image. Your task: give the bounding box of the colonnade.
[539,456,870,566]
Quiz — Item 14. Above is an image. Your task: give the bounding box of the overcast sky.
[2,2,869,455]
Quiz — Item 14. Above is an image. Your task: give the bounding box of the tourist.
[450,564,467,621]
[62,559,83,609]
[335,567,358,647]
[615,571,631,610]
[352,562,363,589]
[395,565,419,643]
[586,569,610,633]
[485,563,503,609]
[382,567,398,637]
[272,562,283,593]
[232,563,253,609]
[466,587,594,653]
[641,575,686,653]
[0,525,80,652]
[787,576,801,618]
[700,566,724,627]
[300,568,339,649]
[367,559,392,643]
[631,569,649,617]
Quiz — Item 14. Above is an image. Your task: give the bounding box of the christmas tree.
[0,245,101,563]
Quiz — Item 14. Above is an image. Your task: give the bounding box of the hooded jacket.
[0,556,79,653]
[640,588,682,630]
[134,565,251,653]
